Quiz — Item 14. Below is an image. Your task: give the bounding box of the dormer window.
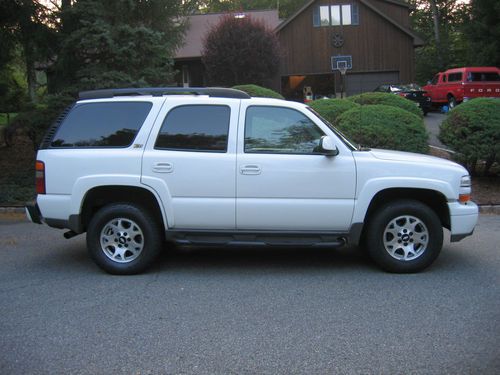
[314,4,359,27]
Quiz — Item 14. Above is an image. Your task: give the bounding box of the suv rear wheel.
[87,203,162,274]
[365,200,443,273]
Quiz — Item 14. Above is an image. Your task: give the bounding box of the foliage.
[439,98,500,176]
[232,84,284,99]
[0,0,57,102]
[347,92,423,118]
[336,105,428,153]
[308,99,360,125]
[203,15,280,87]
[51,0,186,93]
[5,93,75,150]
[409,0,470,83]
[464,0,500,67]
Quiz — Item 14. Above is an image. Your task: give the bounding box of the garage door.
[345,71,399,96]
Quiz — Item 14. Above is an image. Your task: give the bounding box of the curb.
[1,205,500,215]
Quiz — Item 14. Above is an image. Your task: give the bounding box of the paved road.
[424,111,447,149]
[1,216,499,374]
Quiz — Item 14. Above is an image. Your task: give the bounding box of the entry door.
[142,98,240,229]
[236,104,356,231]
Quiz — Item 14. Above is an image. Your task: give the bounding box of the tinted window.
[51,102,152,148]
[245,106,325,154]
[155,105,230,152]
[467,72,500,82]
[448,73,463,82]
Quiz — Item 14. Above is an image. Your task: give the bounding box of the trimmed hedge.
[232,84,284,99]
[347,92,423,118]
[439,98,500,175]
[308,99,360,125]
[336,104,428,153]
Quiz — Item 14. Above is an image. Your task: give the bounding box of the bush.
[203,15,280,87]
[232,84,284,99]
[6,93,75,150]
[308,99,360,125]
[347,92,423,118]
[439,98,500,175]
[336,105,428,153]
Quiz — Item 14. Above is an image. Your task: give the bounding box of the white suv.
[26,88,478,274]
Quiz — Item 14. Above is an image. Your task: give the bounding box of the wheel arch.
[78,185,167,233]
[351,188,450,245]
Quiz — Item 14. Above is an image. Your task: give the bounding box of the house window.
[319,6,330,26]
[314,4,359,27]
[331,6,341,26]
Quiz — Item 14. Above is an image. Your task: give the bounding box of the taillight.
[35,161,46,194]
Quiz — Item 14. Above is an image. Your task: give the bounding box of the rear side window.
[467,72,500,82]
[51,102,152,148]
[155,105,230,152]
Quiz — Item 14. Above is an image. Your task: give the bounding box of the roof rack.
[78,87,251,100]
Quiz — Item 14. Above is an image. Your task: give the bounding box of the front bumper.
[448,201,479,242]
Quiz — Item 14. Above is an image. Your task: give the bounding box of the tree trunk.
[429,0,443,68]
[25,48,37,104]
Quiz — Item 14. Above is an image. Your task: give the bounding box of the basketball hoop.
[339,67,347,76]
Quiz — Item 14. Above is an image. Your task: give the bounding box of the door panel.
[236,103,356,231]
[141,98,240,229]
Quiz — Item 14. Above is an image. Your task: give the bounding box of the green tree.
[464,0,500,67]
[410,0,470,84]
[203,15,280,87]
[0,0,56,103]
[51,0,186,93]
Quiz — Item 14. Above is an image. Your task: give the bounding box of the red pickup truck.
[423,67,500,108]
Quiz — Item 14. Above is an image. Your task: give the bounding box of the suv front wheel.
[365,200,443,273]
[87,203,162,275]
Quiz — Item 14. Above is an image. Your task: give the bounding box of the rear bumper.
[25,202,83,233]
[448,201,479,242]
[25,204,43,224]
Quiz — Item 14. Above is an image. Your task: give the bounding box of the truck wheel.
[365,200,443,273]
[448,95,457,109]
[87,203,162,275]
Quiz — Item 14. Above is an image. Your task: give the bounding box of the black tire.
[365,200,443,273]
[448,95,457,109]
[87,203,162,275]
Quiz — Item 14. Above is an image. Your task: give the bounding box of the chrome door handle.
[240,164,261,175]
[152,162,173,173]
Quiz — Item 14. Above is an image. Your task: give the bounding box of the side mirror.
[319,136,339,156]
[427,80,432,85]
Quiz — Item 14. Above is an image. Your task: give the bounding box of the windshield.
[306,107,358,151]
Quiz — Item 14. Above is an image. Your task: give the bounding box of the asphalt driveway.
[1,215,499,374]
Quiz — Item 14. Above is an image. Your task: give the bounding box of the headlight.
[460,175,472,187]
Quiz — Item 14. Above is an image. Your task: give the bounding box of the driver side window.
[244,106,325,154]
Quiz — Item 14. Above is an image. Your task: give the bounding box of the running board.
[165,230,347,248]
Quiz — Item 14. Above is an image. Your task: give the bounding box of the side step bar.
[165,230,347,248]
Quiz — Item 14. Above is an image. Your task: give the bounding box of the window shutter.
[313,7,320,27]
[351,4,359,25]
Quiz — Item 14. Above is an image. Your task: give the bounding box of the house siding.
[278,0,415,83]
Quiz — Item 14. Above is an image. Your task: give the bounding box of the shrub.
[6,93,75,150]
[336,105,428,153]
[347,92,423,118]
[439,98,500,175]
[203,15,280,87]
[308,99,360,125]
[232,84,284,99]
